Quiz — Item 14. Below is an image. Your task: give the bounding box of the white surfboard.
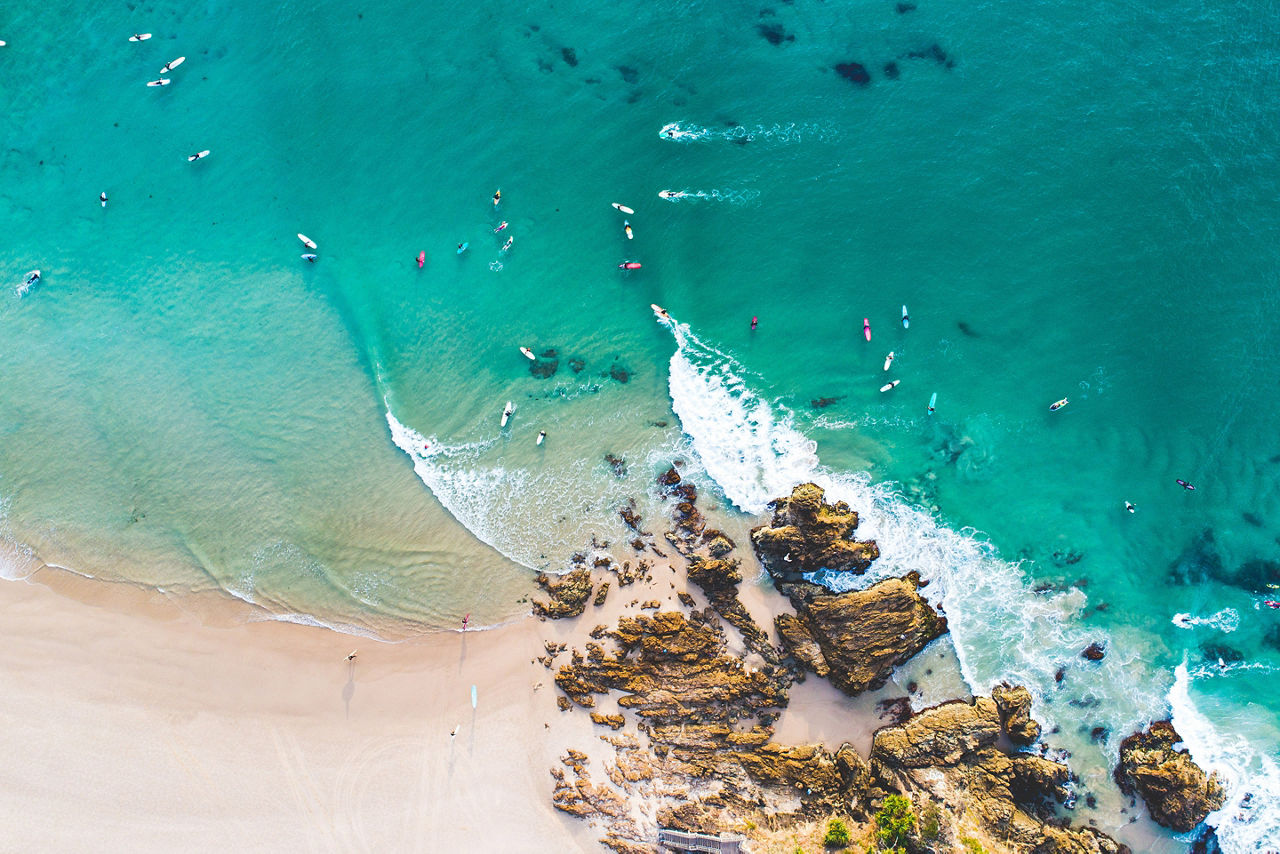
[471,684,478,709]
[0,41,7,47]
[536,430,545,446]
[611,202,635,215]
[651,303,670,322]
[297,233,317,249]
[624,221,633,239]
[187,150,210,161]
[880,379,900,393]
[883,351,894,371]
[301,253,317,262]
[160,56,185,73]
[146,78,171,87]
[519,347,536,361]
[501,402,513,427]
[129,33,152,42]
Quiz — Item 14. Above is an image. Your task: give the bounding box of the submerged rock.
[1115,721,1226,832]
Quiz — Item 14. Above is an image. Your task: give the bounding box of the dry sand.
[0,569,602,853]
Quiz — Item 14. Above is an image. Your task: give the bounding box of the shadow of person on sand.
[343,659,356,718]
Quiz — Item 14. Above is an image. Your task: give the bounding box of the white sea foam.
[658,121,835,144]
[1170,664,1280,851]
[662,313,1169,759]
[1173,608,1241,633]
[385,411,636,572]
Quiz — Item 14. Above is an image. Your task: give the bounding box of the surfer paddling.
[1125,501,1136,513]
[537,430,546,445]
[99,192,108,208]
[1176,479,1196,491]
[658,190,688,199]
[651,304,670,322]
[492,189,501,206]
[750,316,758,331]
[493,221,508,233]
[1049,398,1069,411]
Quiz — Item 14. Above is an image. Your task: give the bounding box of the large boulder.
[532,568,595,619]
[1115,721,1226,832]
[750,483,880,582]
[992,683,1042,746]
[793,574,947,696]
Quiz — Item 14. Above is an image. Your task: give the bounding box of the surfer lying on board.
[1176,479,1196,491]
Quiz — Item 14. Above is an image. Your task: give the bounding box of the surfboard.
[520,347,536,361]
[297,233,316,249]
[624,221,633,240]
[417,251,425,268]
[301,253,317,262]
[1049,398,1068,411]
[928,392,937,414]
[456,242,469,254]
[863,319,871,341]
[160,56,185,73]
[902,305,909,329]
[471,685,478,709]
[501,237,513,251]
[537,431,545,446]
[146,79,170,87]
[501,402,513,427]
[620,262,642,270]
[883,352,894,371]
[880,380,900,393]
[129,33,152,41]
[187,150,210,161]
[651,303,670,321]
[492,189,501,206]
[612,202,635,215]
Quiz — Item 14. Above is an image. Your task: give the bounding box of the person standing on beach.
[346,649,358,661]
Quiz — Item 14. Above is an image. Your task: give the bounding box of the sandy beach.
[0,569,602,853]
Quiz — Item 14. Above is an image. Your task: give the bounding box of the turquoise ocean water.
[2,0,1278,848]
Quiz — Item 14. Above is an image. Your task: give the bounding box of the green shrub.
[874,795,915,853]
[823,818,851,848]
[960,837,988,854]
[919,803,941,841]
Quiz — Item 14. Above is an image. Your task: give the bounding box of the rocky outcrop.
[992,683,1042,746]
[685,555,776,663]
[532,569,594,619]
[1115,721,1226,832]
[750,483,880,582]
[778,573,946,696]
[871,696,1131,854]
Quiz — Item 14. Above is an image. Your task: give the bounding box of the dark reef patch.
[617,65,639,84]
[896,1,917,11]
[835,62,871,86]
[561,47,578,67]
[757,23,795,45]
[883,61,900,79]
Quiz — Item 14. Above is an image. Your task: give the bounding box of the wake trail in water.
[656,312,1280,842]
[658,121,836,145]
[658,189,761,206]
[1173,607,1241,632]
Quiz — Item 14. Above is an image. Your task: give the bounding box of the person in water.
[1177,479,1196,491]
[750,316,758,331]
[1125,501,1136,513]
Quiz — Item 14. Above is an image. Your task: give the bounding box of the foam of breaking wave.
[1173,608,1241,633]
[661,312,1168,757]
[385,410,637,573]
[1170,664,1280,852]
[658,121,835,144]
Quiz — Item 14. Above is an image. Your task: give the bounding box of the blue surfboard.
[471,684,477,709]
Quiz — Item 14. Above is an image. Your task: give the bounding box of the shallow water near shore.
[2,0,1279,848]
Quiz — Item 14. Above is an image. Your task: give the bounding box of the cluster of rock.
[871,691,1128,853]
[543,478,1223,853]
[1114,721,1226,832]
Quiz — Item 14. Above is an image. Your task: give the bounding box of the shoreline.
[4,522,1190,854]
